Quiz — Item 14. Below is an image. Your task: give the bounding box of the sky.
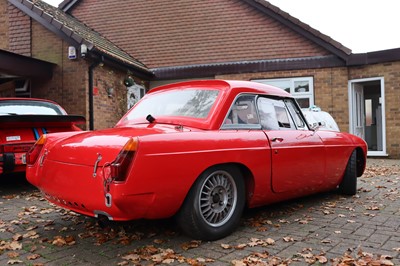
[43,0,400,53]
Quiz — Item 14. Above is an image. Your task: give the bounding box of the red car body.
[26,80,367,240]
[0,98,85,176]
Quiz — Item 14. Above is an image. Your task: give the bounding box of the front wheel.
[176,165,245,240]
[338,150,357,195]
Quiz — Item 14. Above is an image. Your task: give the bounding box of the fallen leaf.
[7,252,19,258]
[7,259,23,265]
[27,254,41,260]
[9,242,22,251]
[221,244,231,249]
[316,255,328,264]
[283,236,294,242]
[181,240,201,250]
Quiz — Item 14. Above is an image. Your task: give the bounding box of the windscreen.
[126,89,220,121]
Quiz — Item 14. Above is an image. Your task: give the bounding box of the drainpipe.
[88,57,103,130]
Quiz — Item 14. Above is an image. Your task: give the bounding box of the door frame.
[348,77,387,156]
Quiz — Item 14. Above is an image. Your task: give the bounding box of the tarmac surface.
[0,159,399,265]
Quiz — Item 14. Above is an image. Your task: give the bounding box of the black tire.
[338,150,357,195]
[176,165,245,240]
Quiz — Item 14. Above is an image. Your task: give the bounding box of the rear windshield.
[0,100,65,115]
[126,89,220,121]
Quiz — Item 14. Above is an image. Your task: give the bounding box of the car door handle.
[271,137,284,142]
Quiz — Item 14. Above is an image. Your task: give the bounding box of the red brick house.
[1,0,399,158]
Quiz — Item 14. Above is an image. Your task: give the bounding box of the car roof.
[149,80,291,98]
[119,79,293,130]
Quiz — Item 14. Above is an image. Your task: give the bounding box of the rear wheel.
[176,165,245,240]
[338,150,357,195]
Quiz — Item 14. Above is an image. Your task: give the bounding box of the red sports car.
[26,80,367,240]
[0,98,85,176]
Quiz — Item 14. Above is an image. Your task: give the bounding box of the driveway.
[0,159,399,265]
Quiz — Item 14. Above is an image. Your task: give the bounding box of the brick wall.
[93,65,148,129]
[30,20,88,127]
[93,65,127,129]
[0,0,9,49]
[29,20,147,130]
[7,2,31,56]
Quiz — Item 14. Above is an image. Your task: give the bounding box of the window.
[224,95,259,125]
[126,89,220,120]
[257,97,296,130]
[285,99,307,129]
[0,100,65,115]
[253,77,314,108]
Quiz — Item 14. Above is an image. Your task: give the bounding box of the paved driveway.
[0,160,399,265]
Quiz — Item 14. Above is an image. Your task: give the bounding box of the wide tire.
[176,165,245,240]
[338,150,357,195]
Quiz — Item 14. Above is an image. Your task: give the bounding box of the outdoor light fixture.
[80,44,88,58]
[123,76,135,87]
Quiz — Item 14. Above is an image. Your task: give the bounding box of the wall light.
[80,44,88,58]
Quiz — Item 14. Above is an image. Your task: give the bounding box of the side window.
[225,95,259,125]
[257,97,296,130]
[285,99,307,130]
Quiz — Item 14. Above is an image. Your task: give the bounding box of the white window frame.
[252,77,314,108]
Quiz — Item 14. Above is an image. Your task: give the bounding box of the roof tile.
[9,0,150,73]
[69,0,349,68]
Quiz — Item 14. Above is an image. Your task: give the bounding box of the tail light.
[26,135,47,165]
[110,137,138,182]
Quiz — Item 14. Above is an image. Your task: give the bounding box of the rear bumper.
[0,153,26,174]
[27,160,155,221]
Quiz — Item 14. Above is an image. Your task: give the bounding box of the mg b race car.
[26,80,367,240]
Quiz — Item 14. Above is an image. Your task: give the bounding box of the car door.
[257,97,326,194]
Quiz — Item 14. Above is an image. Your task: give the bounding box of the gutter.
[88,57,103,130]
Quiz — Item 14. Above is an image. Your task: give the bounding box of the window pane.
[264,80,290,93]
[295,98,310,109]
[226,95,259,125]
[257,97,295,130]
[127,89,219,120]
[294,80,309,93]
[257,97,279,130]
[285,100,306,129]
[0,100,64,115]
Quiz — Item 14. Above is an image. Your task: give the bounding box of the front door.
[349,78,386,156]
[266,130,326,193]
[257,97,326,194]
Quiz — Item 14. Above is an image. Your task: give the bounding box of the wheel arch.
[179,162,255,210]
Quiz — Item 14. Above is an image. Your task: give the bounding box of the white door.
[352,84,365,139]
[349,78,387,156]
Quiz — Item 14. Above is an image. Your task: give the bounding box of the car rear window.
[0,100,65,115]
[126,89,220,120]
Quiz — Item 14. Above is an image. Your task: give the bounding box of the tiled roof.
[63,0,351,69]
[247,0,351,56]
[8,0,151,75]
